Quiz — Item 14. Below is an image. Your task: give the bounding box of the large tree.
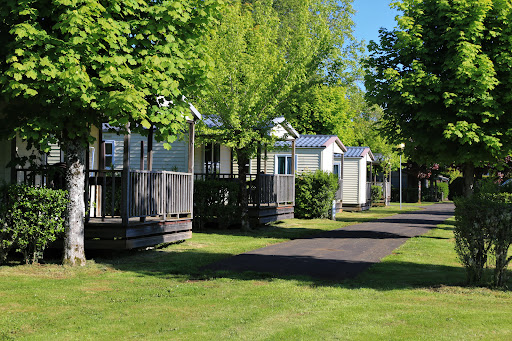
[365,0,512,196]
[197,0,357,228]
[0,0,219,265]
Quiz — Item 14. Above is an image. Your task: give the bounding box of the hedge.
[0,184,68,264]
[295,170,339,219]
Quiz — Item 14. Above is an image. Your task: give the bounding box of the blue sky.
[351,0,400,45]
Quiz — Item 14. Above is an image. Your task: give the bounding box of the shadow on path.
[203,203,455,281]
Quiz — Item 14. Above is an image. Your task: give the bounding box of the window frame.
[274,154,297,175]
[104,140,115,170]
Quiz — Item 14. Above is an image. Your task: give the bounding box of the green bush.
[193,179,240,229]
[0,184,68,264]
[295,170,338,219]
[437,182,449,200]
[371,185,382,203]
[454,193,512,287]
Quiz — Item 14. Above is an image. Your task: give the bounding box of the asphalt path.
[205,203,455,281]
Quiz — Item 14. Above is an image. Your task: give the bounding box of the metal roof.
[345,146,375,161]
[275,135,346,151]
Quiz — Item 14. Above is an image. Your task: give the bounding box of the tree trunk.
[236,149,251,231]
[63,138,86,266]
[462,163,475,198]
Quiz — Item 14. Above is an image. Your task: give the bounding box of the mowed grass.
[1,203,512,340]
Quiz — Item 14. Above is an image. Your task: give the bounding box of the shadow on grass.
[91,243,504,291]
[90,202,462,289]
[196,224,332,241]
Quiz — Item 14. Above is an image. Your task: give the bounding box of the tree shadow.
[92,246,510,291]
[196,223,338,241]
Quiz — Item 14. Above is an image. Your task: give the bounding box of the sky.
[351,0,400,46]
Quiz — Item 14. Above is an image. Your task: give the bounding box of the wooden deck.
[85,217,192,250]
[248,205,294,225]
[85,169,194,249]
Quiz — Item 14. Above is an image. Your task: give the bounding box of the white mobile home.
[342,146,375,211]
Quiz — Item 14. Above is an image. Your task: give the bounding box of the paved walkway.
[206,203,455,281]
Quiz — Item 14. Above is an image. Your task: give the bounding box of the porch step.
[85,219,192,250]
[248,205,294,225]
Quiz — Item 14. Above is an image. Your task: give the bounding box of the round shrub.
[0,184,68,264]
[371,185,383,203]
[295,170,339,219]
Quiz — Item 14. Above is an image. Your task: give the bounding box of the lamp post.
[397,143,405,210]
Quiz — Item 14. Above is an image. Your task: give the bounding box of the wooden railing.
[273,174,295,205]
[335,178,343,200]
[128,170,193,218]
[14,166,66,189]
[366,182,372,204]
[194,173,295,206]
[87,169,193,223]
[374,181,391,205]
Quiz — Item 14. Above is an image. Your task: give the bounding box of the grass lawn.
[1,202,512,340]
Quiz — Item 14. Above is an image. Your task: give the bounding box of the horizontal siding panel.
[103,132,188,172]
[342,160,359,204]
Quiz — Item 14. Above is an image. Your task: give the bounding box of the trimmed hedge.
[0,184,68,264]
[193,179,240,229]
[295,170,339,219]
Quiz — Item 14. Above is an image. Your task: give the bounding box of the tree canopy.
[365,0,512,194]
[197,0,358,155]
[0,0,220,264]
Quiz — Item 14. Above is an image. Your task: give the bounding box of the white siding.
[219,145,232,173]
[252,148,322,174]
[342,158,360,204]
[358,157,367,203]
[103,132,189,172]
[320,144,334,172]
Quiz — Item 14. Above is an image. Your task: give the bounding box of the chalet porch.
[85,169,193,249]
[194,173,295,225]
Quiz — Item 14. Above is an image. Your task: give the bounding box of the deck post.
[291,140,296,175]
[147,126,153,171]
[10,137,16,184]
[140,140,144,170]
[256,143,262,209]
[264,144,267,174]
[121,124,131,226]
[188,121,195,174]
[291,139,296,205]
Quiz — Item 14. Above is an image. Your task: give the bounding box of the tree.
[365,0,512,196]
[286,84,353,138]
[0,0,220,265]
[197,0,357,228]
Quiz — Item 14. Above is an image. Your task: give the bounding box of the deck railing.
[128,170,193,218]
[366,182,372,204]
[374,181,391,205]
[14,166,66,189]
[194,173,295,206]
[87,169,193,223]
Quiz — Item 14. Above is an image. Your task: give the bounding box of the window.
[275,155,293,174]
[205,143,220,173]
[104,140,115,169]
[333,162,341,179]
